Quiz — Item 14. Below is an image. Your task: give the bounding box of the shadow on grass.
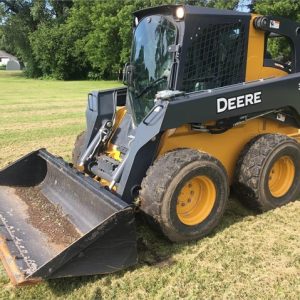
[0,70,24,79]
[45,196,256,296]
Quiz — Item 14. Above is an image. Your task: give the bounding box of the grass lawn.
[0,71,299,299]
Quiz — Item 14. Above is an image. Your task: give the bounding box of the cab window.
[264,33,294,73]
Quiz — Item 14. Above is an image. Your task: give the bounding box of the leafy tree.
[30,23,90,79]
[0,0,73,77]
[254,0,300,66]
[0,0,248,79]
[254,0,300,20]
[69,0,239,79]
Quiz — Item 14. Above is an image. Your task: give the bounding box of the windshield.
[128,15,176,124]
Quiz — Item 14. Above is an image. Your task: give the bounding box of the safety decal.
[270,20,280,29]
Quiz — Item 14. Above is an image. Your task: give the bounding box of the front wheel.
[139,149,229,242]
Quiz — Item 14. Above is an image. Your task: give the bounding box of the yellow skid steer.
[1,5,300,285]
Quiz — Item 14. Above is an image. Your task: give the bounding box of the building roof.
[0,50,18,61]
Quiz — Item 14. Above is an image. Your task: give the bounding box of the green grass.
[0,71,299,299]
[0,71,120,165]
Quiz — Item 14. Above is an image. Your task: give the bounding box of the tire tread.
[140,149,228,241]
[234,133,298,211]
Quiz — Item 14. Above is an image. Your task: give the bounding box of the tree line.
[0,0,299,80]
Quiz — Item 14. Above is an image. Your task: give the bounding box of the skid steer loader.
[1,4,300,285]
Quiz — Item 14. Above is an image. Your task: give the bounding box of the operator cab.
[124,5,300,126]
[125,5,251,125]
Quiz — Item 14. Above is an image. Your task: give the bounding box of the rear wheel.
[234,134,300,212]
[72,131,86,166]
[139,149,229,242]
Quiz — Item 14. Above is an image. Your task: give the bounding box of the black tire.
[72,131,86,166]
[139,149,229,242]
[234,134,300,212]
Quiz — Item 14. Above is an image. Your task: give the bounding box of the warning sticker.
[270,20,280,29]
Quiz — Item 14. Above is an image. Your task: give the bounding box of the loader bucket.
[0,149,137,285]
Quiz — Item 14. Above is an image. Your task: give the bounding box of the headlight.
[135,17,139,26]
[175,6,185,20]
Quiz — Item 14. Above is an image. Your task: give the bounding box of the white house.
[0,50,21,70]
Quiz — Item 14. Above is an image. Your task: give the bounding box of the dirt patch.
[137,238,175,267]
[15,187,81,247]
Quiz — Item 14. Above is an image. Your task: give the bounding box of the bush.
[30,23,90,80]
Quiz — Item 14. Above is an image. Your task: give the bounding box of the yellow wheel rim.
[268,156,295,198]
[176,176,216,226]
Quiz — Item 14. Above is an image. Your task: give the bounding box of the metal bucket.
[0,150,137,285]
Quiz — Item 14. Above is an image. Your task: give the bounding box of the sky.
[237,0,252,12]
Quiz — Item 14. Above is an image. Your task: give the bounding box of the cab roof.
[133,4,250,20]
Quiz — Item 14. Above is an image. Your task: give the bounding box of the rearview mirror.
[123,63,135,86]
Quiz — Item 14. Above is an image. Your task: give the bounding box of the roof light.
[175,7,185,20]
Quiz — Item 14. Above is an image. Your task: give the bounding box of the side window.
[264,33,294,73]
[182,22,247,93]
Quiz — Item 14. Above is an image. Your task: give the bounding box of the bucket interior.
[0,150,132,281]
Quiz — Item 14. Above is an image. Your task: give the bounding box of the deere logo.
[217,91,262,113]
